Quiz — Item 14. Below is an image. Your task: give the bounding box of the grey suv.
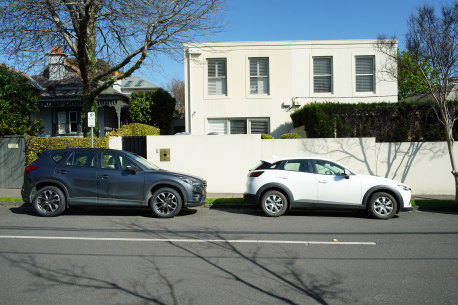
[22,148,207,218]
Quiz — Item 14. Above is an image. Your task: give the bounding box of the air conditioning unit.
[283,99,292,107]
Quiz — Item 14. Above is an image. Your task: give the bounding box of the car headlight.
[180,177,199,187]
[398,184,411,191]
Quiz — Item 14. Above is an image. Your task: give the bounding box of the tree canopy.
[0,65,42,136]
[0,0,226,134]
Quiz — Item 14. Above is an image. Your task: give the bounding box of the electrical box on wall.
[160,148,170,161]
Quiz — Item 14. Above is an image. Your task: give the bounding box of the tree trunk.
[82,93,98,137]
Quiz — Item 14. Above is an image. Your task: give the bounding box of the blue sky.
[142,0,452,88]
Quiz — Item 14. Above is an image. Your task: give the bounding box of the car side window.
[65,151,96,167]
[51,152,68,164]
[315,160,345,175]
[281,160,312,173]
[101,152,134,170]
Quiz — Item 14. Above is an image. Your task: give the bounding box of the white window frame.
[355,56,375,93]
[313,57,333,93]
[207,118,270,135]
[207,58,227,96]
[249,57,269,95]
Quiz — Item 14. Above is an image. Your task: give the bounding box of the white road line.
[0,235,376,245]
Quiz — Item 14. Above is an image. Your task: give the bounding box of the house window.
[313,57,332,93]
[249,58,269,94]
[208,59,227,95]
[355,56,375,92]
[69,111,78,133]
[208,118,269,135]
[208,119,227,134]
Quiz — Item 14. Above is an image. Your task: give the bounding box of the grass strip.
[0,197,22,202]
[411,199,458,211]
[206,198,245,205]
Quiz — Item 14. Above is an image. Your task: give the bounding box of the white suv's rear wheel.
[261,190,288,217]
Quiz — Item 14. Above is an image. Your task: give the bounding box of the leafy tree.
[0,0,226,135]
[398,51,439,100]
[129,89,176,134]
[0,65,42,136]
[377,2,458,201]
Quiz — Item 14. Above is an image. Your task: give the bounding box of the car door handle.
[318,180,328,183]
[99,175,109,180]
[278,176,287,179]
[57,170,67,174]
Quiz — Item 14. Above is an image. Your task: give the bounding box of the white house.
[184,39,398,138]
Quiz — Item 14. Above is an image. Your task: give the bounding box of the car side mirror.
[344,169,350,179]
[126,165,138,174]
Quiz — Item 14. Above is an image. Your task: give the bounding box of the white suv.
[244,157,412,219]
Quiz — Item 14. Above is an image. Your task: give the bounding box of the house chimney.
[49,46,67,81]
[112,71,122,92]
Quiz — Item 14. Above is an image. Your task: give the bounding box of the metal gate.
[122,136,147,158]
[0,136,26,188]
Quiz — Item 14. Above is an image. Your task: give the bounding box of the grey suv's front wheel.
[33,186,66,217]
[261,190,288,217]
[150,187,182,218]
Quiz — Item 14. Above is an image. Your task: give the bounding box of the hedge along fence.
[26,123,160,164]
[290,101,458,142]
[26,137,108,165]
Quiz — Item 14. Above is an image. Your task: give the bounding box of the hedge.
[26,123,160,164]
[26,136,108,164]
[281,133,301,139]
[106,122,160,137]
[261,134,274,139]
[290,101,457,142]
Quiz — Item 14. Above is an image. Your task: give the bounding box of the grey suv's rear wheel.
[150,187,182,218]
[33,186,66,217]
[261,190,288,217]
[367,192,398,219]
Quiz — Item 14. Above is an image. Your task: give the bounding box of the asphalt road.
[0,204,457,305]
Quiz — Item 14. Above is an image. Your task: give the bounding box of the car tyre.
[367,192,397,219]
[33,186,66,217]
[261,190,288,217]
[150,187,182,218]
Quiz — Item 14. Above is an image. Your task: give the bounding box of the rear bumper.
[243,193,258,205]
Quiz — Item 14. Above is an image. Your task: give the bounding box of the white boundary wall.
[109,135,457,195]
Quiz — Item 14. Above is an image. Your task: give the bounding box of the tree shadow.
[1,220,356,305]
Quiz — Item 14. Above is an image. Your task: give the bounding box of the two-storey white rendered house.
[184,40,397,138]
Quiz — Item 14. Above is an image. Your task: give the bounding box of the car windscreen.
[125,152,160,170]
[254,161,282,170]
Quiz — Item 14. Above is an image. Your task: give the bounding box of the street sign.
[88,112,96,128]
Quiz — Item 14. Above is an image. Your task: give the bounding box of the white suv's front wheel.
[261,190,288,217]
[367,192,398,219]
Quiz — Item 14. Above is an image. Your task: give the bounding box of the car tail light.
[24,165,39,173]
[249,171,264,177]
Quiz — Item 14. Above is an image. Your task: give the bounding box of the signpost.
[88,112,95,148]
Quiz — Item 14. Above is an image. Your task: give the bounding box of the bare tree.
[0,0,226,134]
[376,2,458,201]
[166,78,185,119]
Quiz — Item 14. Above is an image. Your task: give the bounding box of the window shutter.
[313,57,332,93]
[230,120,247,134]
[355,57,374,92]
[208,119,227,134]
[208,59,227,95]
[250,120,269,134]
[249,58,269,94]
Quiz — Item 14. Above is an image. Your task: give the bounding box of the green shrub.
[290,101,457,142]
[280,133,301,139]
[26,136,108,165]
[106,123,160,137]
[261,134,274,139]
